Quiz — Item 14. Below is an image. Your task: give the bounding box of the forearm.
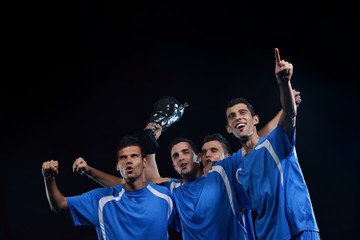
[44,178,67,213]
[279,81,297,134]
[258,110,282,137]
[85,166,123,187]
[144,154,162,182]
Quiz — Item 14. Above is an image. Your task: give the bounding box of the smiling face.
[117,145,147,183]
[226,103,259,140]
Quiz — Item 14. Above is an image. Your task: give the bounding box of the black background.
[2,1,358,240]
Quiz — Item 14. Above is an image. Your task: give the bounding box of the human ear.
[226,124,232,133]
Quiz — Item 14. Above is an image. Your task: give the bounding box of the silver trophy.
[149,96,189,131]
[134,96,189,154]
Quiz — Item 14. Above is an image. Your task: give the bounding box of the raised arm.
[42,160,68,213]
[274,48,297,138]
[258,89,301,137]
[73,122,169,186]
[143,123,170,184]
[73,157,123,187]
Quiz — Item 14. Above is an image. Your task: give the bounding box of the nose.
[122,156,133,165]
[234,112,242,121]
[203,150,211,158]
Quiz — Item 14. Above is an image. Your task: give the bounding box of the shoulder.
[152,176,171,184]
[148,182,171,193]
[266,124,292,143]
[156,178,183,191]
[146,182,176,201]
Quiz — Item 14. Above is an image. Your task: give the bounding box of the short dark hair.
[168,137,199,155]
[225,97,256,124]
[116,135,146,159]
[202,133,232,154]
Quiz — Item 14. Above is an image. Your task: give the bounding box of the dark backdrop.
[2,1,358,240]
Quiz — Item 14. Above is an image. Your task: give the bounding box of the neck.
[124,178,146,191]
[240,134,260,157]
[183,166,202,182]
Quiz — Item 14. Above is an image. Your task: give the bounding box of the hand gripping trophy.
[134,96,189,154]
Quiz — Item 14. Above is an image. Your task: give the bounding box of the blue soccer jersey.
[66,182,178,240]
[222,124,319,239]
[163,169,247,240]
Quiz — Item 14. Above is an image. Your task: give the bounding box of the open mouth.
[235,123,245,129]
[180,162,187,169]
[126,166,134,173]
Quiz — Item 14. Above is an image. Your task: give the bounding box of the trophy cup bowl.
[149,96,189,131]
[134,96,188,154]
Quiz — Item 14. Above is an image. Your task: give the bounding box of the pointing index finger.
[274,48,281,64]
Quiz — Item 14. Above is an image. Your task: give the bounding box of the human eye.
[240,109,248,115]
[227,113,235,120]
[211,148,218,153]
[172,153,179,160]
